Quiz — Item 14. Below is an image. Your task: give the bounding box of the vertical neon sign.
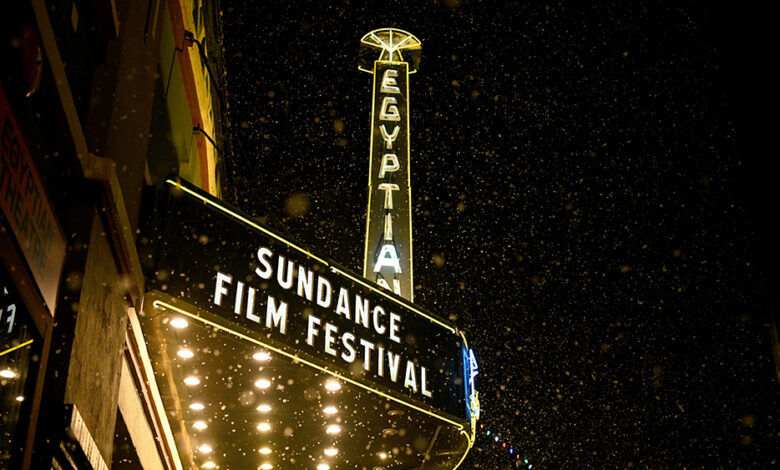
[359,29,421,301]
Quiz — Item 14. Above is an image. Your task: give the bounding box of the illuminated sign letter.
[380,125,400,149]
[380,68,401,94]
[373,244,402,273]
[266,296,288,334]
[214,272,232,306]
[377,183,399,209]
[379,97,400,121]
[378,153,400,178]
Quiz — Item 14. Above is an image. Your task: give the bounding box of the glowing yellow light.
[259,464,273,470]
[325,380,341,391]
[256,404,272,412]
[259,447,272,454]
[0,339,34,357]
[198,444,213,453]
[317,464,330,470]
[326,424,341,434]
[193,421,208,430]
[324,448,338,456]
[252,351,271,361]
[257,423,271,432]
[202,462,216,469]
[0,369,16,379]
[170,318,188,328]
[323,406,338,415]
[255,378,271,389]
[379,451,388,460]
[184,376,201,386]
[177,348,194,359]
[190,402,205,411]
[15,396,24,402]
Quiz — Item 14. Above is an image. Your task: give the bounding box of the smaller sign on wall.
[0,84,66,315]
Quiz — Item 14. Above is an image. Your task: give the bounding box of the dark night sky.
[220,1,778,468]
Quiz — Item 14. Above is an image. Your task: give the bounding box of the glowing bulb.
[325,424,341,434]
[257,423,271,432]
[324,380,341,391]
[259,447,272,454]
[15,396,24,402]
[184,376,201,386]
[202,462,216,469]
[170,318,188,328]
[198,444,213,453]
[177,348,194,359]
[317,464,330,470]
[322,406,338,415]
[0,369,17,379]
[379,451,388,460]
[193,421,207,430]
[324,448,338,456]
[252,351,271,361]
[190,402,205,411]
[259,464,273,470]
[255,378,271,389]
[256,404,272,412]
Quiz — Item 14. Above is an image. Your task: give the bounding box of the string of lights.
[479,424,534,469]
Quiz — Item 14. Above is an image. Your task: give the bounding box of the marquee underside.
[141,294,471,470]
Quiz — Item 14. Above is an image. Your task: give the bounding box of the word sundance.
[211,245,433,399]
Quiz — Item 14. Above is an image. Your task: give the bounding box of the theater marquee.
[144,178,471,424]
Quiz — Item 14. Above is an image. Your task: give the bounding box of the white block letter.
[373,244,402,273]
[214,272,232,306]
[379,97,400,121]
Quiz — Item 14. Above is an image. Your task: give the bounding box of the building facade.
[1,0,225,468]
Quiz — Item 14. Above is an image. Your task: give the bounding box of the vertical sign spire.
[359,29,422,302]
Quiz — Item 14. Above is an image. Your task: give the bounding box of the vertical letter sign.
[360,29,421,302]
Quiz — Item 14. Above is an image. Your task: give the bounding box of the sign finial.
[358,28,422,74]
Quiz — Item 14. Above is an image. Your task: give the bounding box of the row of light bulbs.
[170,316,344,469]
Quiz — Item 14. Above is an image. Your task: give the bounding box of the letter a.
[374,244,402,273]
